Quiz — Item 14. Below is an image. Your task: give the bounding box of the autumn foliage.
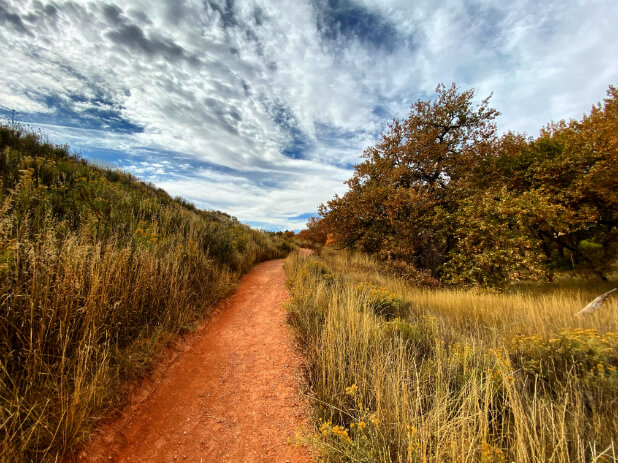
[312,84,618,287]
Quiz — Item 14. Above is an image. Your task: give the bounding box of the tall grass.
[0,126,292,462]
[286,249,618,462]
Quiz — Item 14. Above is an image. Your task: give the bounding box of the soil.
[73,257,313,463]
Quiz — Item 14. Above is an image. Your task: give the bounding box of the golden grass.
[321,249,618,337]
[286,249,618,462]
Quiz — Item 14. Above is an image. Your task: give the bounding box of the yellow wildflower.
[331,425,350,442]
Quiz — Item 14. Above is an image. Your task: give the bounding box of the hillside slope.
[0,125,291,462]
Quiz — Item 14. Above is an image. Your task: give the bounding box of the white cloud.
[0,0,616,229]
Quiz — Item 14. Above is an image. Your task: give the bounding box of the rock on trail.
[76,258,313,463]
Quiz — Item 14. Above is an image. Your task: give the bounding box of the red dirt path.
[76,257,313,463]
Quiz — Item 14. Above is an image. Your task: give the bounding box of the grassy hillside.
[286,249,618,462]
[0,125,292,462]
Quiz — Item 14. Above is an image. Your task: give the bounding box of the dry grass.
[285,249,618,462]
[0,126,291,462]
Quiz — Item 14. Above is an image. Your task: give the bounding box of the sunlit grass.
[286,249,618,462]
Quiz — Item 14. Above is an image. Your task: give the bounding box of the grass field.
[285,249,618,462]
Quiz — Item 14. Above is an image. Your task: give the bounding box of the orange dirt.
[74,258,313,463]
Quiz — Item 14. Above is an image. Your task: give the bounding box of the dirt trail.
[77,257,312,463]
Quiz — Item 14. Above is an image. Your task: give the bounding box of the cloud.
[0,0,616,230]
[315,0,403,51]
[0,1,33,36]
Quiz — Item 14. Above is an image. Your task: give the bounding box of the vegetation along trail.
[76,257,312,463]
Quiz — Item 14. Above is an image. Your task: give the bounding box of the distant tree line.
[308,84,618,287]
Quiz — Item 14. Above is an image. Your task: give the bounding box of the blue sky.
[1,0,617,230]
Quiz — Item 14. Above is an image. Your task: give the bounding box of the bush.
[509,329,618,400]
[356,283,411,319]
[382,316,437,358]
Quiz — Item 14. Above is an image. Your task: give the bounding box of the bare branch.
[576,288,617,316]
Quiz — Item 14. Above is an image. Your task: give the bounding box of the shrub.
[356,283,410,319]
[382,316,437,358]
[302,259,332,278]
[509,329,618,400]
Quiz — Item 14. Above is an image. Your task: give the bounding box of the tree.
[443,86,618,284]
[318,84,618,287]
[297,216,328,245]
[320,83,499,275]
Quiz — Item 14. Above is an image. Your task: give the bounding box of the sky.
[1,0,617,231]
